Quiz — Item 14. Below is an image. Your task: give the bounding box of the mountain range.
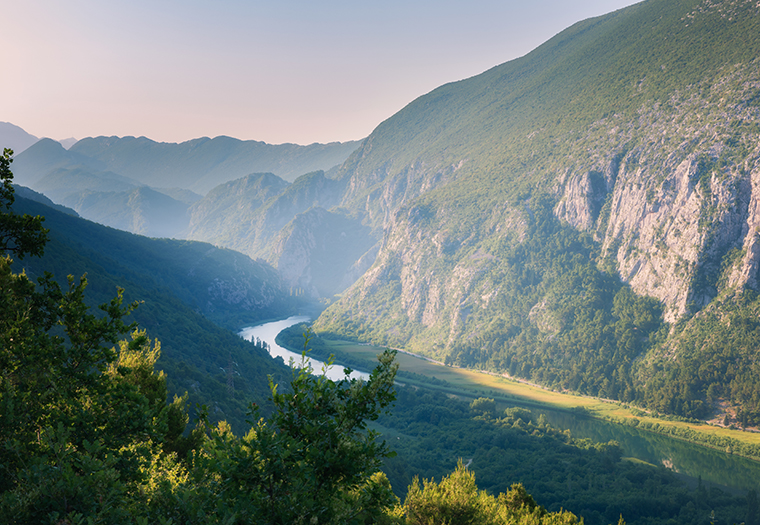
[7,0,760,426]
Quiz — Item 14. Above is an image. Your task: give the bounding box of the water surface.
[239,316,369,381]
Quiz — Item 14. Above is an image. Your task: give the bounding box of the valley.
[4,0,760,522]
[275,322,760,493]
[267,319,760,524]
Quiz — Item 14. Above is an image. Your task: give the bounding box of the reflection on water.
[538,406,760,494]
[239,316,369,381]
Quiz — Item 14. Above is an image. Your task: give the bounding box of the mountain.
[11,138,109,187]
[10,194,298,431]
[34,167,142,202]
[8,133,361,238]
[185,172,291,250]
[20,196,297,329]
[302,0,760,425]
[0,122,39,154]
[69,135,362,193]
[12,185,79,217]
[272,206,375,297]
[62,186,190,238]
[58,137,78,149]
[184,170,367,296]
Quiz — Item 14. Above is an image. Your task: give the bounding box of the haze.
[2,0,639,145]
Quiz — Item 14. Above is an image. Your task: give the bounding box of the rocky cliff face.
[555,61,760,321]
[344,58,760,348]
[315,0,760,372]
[272,207,376,298]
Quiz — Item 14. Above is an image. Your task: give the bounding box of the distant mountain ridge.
[6,130,361,239]
[0,122,39,154]
[70,134,362,193]
[0,122,77,153]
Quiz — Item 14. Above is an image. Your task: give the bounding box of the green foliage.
[0,300,189,523]
[469,397,497,417]
[3,152,609,525]
[189,348,399,523]
[11,195,294,433]
[640,291,760,424]
[0,149,47,259]
[381,384,752,525]
[12,194,296,331]
[0,162,210,522]
[404,461,579,525]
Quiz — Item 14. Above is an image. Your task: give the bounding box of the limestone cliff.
[272,207,375,298]
[555,61,760,321]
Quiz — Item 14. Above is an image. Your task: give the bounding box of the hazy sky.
[2,0,640,145]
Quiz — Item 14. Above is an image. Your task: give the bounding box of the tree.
[469,397,497,417]
[404,460,580,525]
[0,150,191,523]
[0,148,47,259]
[187,344,401,524]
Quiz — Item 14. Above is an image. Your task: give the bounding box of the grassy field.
[321,339,760,450]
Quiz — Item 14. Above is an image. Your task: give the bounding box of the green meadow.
[319,338,760,453]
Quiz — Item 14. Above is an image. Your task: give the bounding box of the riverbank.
[304,337,760,463]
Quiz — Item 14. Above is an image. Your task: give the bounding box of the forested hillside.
[312,0,760,425]
[9,194,301,432]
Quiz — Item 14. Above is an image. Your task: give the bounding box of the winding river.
[243,316,760,495]
[239,315,368,381]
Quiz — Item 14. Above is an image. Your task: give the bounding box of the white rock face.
[551,64,760,322]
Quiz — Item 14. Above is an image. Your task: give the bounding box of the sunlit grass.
[323,339,760,448]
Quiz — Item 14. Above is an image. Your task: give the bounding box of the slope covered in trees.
[7,169,303,432]
[311,0,760,425]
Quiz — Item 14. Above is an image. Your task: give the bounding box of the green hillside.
[11,138,108,187]
[62,186,190,238]
[185,172,291,252]
[11,196,298,432]
[315,0,760,425]
[336,0,760,211]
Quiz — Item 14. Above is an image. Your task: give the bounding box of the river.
[239,315,369,381]
[242,316,760,495]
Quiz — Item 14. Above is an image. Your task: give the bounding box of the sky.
[2,0,641,146]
